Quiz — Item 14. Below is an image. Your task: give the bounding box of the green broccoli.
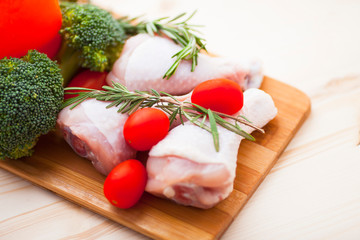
[57,2,126,85]
[0,50,64,160]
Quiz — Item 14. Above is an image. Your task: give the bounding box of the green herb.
[118,12,206,79]
[207,110,220,151]
[62,83,264,151]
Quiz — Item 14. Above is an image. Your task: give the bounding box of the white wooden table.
[1,0,360,239]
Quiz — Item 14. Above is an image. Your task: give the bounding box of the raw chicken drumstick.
[145,88,277,209]
[107,34,263,95]
[56,91,191,176]
[57,99,136,175]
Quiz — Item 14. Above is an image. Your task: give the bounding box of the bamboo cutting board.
[0,77,310,240]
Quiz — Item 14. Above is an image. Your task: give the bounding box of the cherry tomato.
[103,159,147,209]
[191,78,244,115]
[0,0,62,59]
[123,108,170,151]
[64,70,108,100]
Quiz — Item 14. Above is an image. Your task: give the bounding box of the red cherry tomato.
[103,159,147,209]
[123,108,170,151]
[0,0,62,59]
[64,70,108,100]
[191,78,244,115]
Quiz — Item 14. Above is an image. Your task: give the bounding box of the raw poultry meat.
[57,99,136,175]
[146,88,277,209]
[107,34,263,95]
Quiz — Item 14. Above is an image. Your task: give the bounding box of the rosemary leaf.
[190,102,208,113]
[207,109,220,151]
[69,92,94,110]
[239,115,253,123]
[146,22,155,36]
[178,108,185,125]
[151,89,161,97]
[183,10,197,23]
[169,107,179,125]
[106,99,122,108]
[161,29,177,40]
[118,101,131,113]
[189,113,203,124]
[126,99,144,114]
[201,114,207,127]
[160,91,181,103]
[168,12,187,23]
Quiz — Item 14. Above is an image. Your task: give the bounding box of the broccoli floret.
[58,2,126,85]
[0,50,64,160]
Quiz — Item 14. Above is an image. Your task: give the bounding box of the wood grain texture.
[0,77,310,240]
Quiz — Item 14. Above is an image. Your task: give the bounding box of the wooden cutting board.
[0,76,311,240]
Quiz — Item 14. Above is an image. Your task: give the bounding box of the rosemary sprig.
[62,83,264,151]
[118,12,206,79]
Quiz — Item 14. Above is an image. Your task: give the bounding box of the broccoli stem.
[56,42,82,86]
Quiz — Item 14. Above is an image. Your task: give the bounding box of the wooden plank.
[0,76,311,240]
